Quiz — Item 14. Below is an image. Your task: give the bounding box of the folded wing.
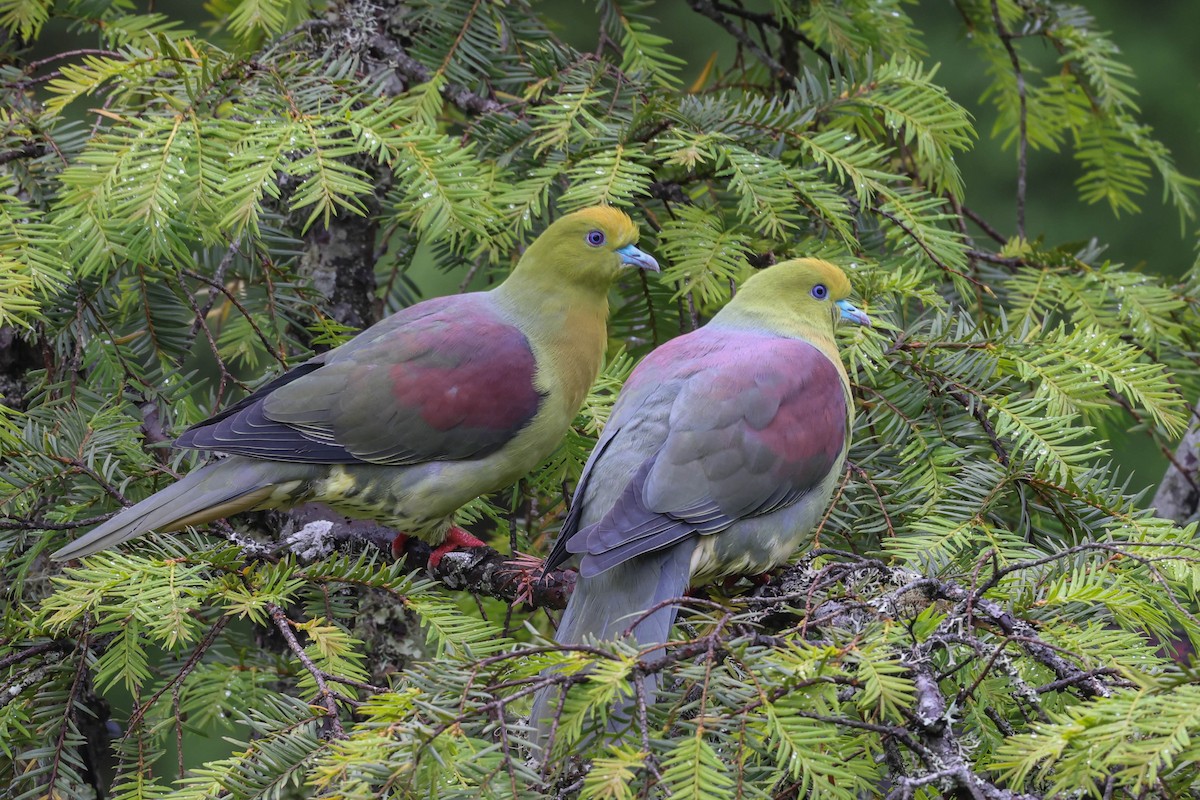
[175,294,543,465]
[560,329,847,577]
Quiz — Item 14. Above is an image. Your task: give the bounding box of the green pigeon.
[52,207,658,564]
[533,258,869,742]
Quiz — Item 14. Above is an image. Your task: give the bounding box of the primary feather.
[532,258,869,747]
[53,207,657,561]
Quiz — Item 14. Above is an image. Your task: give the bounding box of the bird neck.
[492,265,613,325]
[713,304,838,357]
[504,246,620,296]
[491,273,611,413]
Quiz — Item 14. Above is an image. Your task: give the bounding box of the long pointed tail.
[531,540,695,749]
[52,457,308,560]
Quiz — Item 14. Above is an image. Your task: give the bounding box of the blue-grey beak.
[616,243,659,272]
[836,299,871,326]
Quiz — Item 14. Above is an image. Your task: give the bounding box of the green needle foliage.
[1,1,1199,798]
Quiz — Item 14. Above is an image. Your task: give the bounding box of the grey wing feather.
[568,335,847,578]
[173,359,326,451]
[177,397,359,462]
[541,364,681,574]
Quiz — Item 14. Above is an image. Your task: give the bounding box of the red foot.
[427,526,487,569]
[390,532,410,559]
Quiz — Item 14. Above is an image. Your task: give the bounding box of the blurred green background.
[555,0,1200,277]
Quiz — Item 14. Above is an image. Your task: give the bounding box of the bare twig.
[22,49,122,74]
[961,205,1009,244]
[0,640,67,671]
[0,143,46,166]
[183,239,243,357]
[181,268,288,368]
[123,616,230,735]
[687,0,789,79]
[266,602,347,739]
[991,0,1028,239]
[0,514,114,531]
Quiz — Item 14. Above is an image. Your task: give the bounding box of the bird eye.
[811,284,828,300]
[586,230,606,247]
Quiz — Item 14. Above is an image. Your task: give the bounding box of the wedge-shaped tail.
[51,457,308,560]
[530,543,694,749]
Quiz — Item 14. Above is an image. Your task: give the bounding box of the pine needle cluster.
[1,1,1198,798]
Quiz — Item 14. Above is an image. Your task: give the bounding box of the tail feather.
[51,458,305,560]
[531,539,695,750]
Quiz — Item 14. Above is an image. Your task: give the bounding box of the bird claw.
[390,532,410,559]
[427,525,488,569]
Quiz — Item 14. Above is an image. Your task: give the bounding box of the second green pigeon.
[52,207,658,563]
[533,258,869,741]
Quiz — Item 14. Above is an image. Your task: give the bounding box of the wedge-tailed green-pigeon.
[532,258,869,741]
[52,207,658,563]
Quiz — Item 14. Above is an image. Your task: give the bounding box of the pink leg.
[427,526,487,568]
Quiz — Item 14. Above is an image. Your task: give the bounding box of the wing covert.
[568,332,848,576]
[175,294,544,465]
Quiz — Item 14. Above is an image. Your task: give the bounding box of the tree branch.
[0,142,45,166]
[1152,399,1200,524]
[275,512,1129,709]
[274,505,577,609]
[687,0,788,80]
[267,602,347,739]
[368,33,502,115]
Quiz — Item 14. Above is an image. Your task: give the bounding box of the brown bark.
[1152,401,1200,524]
[299,214,381,332]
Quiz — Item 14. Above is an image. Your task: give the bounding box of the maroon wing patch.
[387,314,541,434]
[176,294,544,465]
[566,330,848,576]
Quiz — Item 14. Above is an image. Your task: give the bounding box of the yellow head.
[511,206,658,293]
[718,258,871,341]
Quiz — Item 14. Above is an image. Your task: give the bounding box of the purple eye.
[811,284,828,300]
[586,230,606,247]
